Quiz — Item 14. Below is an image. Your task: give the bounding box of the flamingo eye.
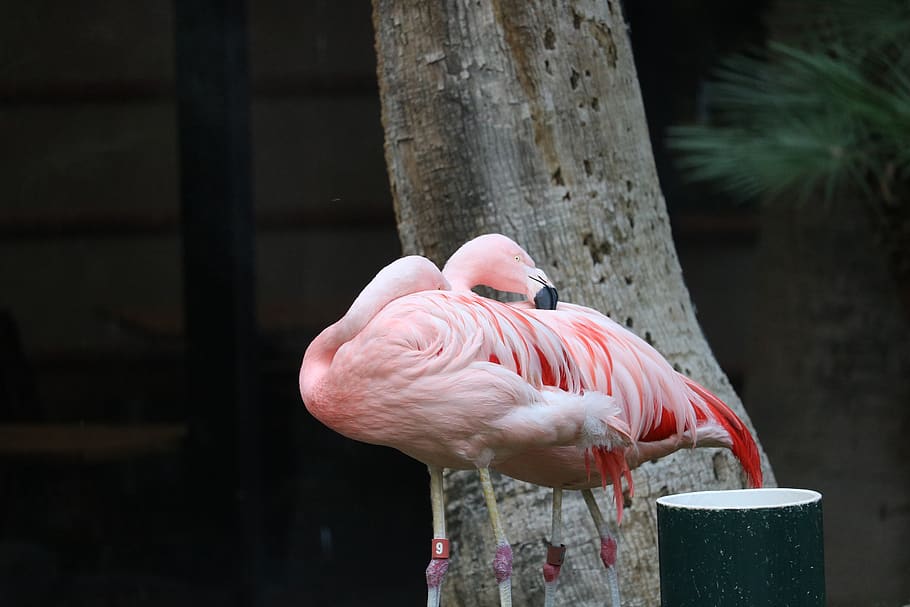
[514,255,522,262]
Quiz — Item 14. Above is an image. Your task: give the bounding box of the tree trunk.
[746,199,910,606]
[372,1,775,604]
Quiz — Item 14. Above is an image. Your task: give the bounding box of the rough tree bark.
[372,1,776,605]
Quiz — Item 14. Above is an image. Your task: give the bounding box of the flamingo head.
[375,255,451,295]
[443,233,559,309]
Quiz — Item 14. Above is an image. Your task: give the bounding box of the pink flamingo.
[441,234,763,607]
[300,254,631,607]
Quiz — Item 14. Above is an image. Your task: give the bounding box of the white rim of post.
[656,488,822,510]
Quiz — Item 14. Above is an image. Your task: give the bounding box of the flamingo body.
[300,237,763,606]
[300,259,630,472]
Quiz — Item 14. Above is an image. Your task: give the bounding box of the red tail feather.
[686,378,763,488]
[591,446,631,524]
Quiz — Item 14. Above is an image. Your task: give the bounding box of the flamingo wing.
[321,290,631,469]
[516,302,763,519]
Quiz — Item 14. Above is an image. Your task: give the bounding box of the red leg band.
[546,543,567,566]
[431,538,450,559]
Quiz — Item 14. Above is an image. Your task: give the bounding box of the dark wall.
[2,2,857,606]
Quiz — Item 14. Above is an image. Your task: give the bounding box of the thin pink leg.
[479,468,512,606]
[427,466,449,607]
[543,488,567,607]
[582,489,622,607]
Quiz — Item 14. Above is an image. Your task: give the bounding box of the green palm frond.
[669,0,910,207]
[669,113,859,204]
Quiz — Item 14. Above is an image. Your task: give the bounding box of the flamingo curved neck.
[442,253,483,292]
[299,255,448,415]
[442,268,475,292]
[299,290,379,405]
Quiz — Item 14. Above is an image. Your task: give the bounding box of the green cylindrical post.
[657,488,825,607]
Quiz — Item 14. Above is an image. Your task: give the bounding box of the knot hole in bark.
[582,232,612,264]
[590,21,618,68]
[712,451,731,482]
[543,27,555,49]
[552,166,564,186]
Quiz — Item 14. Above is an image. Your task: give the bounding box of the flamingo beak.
[531,272,559,310]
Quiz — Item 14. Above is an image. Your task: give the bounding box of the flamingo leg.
[581,489,621,607]
[543,487,567,607]
[426,465,450,607]
[478,468,513,607]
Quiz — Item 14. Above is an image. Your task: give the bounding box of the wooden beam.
[0,206,394,240]
[174,0,262,604]
[0,424,187,460]
[0,76,377,108]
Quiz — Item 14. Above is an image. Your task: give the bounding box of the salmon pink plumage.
[300,235,763,607]
[301,261,631,471]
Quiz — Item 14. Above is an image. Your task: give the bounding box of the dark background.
[5,1,880,605]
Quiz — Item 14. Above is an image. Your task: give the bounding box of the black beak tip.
[533,285,559,310]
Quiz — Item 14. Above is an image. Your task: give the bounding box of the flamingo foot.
[493,543,513,606]
[426,558,450,607]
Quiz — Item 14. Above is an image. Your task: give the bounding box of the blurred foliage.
[667,0,910,208]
